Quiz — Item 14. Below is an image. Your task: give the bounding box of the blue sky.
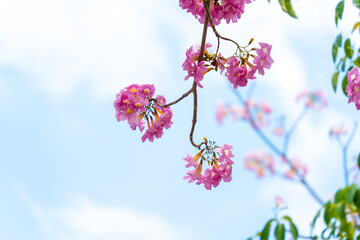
[0,0,359,239]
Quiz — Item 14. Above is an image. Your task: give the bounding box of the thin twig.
[155,87,193,108]
[232,87,325,205]
[342,122,358,186]
[283,107,308,155]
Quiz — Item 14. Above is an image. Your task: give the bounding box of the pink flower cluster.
[224,43,273,88]
[183,144,234,190]
[346,66,360,110]
[179,0,254,25]
[296,90,327,111]
[215,99,272,128]
[183,42,273,89]
[243,151,275,178]
[329,123,347,137]
[113,84,173,142]
[182,43,212,88]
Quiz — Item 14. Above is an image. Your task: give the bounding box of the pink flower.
[182,44,212,88]
[243,151,275,178]
[243,100,272,128]
[217,144,235,163]
[253,42,274,75]
[274,196,286,208]
[225,57,249,88]
[202,165,222,190]
[272,126,284,136]
[296,90,327,111]
[329,124,347,137]
[346,67,360,110]
[114,84,154,131]
[215,100,228,125]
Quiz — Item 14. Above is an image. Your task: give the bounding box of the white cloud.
[0,0,178,99]
[14,183,194,240]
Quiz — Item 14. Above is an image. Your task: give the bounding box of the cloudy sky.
[0,0,359,239]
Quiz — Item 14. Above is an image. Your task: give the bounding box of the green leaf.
[324,203,331,225]
[336,34,343,47]
[278,0,297,18]
[342,74,349,97]
[336,1,345,20]
[282,215,292,223]
[344,39,354,58]
[261,219,274,240]
[332,71,339,92]
[336,203,346,219]
[332,43,338,62]
[290,222,299,240]
[334,188,344,203]
[274,223,285,240]
[358,153,360,170]
[353,22,360,32]
[311,209,321,229]
[354,189,360,208]
[354,56,360,67]
[341,58,346,72]
[353,0,360,8]
[347,184,357,203]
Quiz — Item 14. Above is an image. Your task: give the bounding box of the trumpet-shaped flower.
[253,42,274,75]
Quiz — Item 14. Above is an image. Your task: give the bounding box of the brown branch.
[189,0,210,149]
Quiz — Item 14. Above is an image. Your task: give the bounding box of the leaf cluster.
[312,184,360,239]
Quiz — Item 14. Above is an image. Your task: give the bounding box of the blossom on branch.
[183,142,235,190]
[114,84,173,142]
[284,158,308,179]
[346,66,360,110]
[243,151,275,178]
[182,43,212,88]
[179,0,254,25]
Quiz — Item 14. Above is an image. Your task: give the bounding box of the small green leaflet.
[336,1,345,23]
[344,39,353,58]
[278,0,297,18]
[332,71,339,92]
[332,43,338,62]
[354,56,360,67]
